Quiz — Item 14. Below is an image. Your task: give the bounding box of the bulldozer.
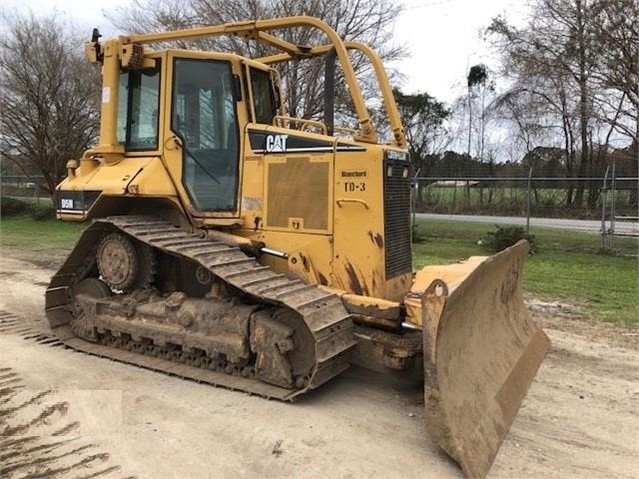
[45,17,550,478]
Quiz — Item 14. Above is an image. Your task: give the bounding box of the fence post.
[411,169,421,235]
[35,183,40,212]
[600,164,610,249]
[526,167,532,233]
[610,162,617,250]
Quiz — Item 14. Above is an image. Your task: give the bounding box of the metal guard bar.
[122,16,378,144]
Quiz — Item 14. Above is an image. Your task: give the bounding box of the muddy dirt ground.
[1,255,637,479]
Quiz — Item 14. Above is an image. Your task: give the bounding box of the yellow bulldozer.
[45,17,549,478]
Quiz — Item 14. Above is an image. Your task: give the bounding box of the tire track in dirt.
[0,310,134,479]
[2,260,638,479]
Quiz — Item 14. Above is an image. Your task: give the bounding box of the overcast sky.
[2,0,529,105]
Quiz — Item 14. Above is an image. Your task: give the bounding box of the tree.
[0,12,100,200]
[590,0,638,144]
[489,0,598,207]
[107,0,404,125]
[393,88,450,176]
[493,78,581,205]
[466,64,494,163]
[488,0,638,209]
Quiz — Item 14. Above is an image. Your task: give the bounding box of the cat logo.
[265,134,288,152]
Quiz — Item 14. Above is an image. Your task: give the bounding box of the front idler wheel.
[97,233,139,291]
[97,232,155,292]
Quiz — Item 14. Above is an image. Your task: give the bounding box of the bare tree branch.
[106,0,405,122]
[0,12,100,199]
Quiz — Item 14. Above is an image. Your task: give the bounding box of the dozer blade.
[413,240,550,478]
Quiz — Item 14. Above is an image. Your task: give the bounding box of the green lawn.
[0,217,86,268]
[1,216,637,325]
[413,220,638,326]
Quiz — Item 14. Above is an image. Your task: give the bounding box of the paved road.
[415,213,639,235]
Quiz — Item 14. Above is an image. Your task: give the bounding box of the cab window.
[117,62,161,150]
[250,67,276,125]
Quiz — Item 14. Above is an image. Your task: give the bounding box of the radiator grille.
[266,158,329,230]
[383,158,412,278]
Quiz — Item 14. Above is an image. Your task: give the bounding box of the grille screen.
[384,159,412,278]
[266,158,329,230]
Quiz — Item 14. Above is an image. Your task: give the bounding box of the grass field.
[416,185,637,218]
[0,217,86,268]
[413,219,638,326]
[1,215,636,326]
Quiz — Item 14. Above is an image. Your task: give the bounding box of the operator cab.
[116,51,280,216]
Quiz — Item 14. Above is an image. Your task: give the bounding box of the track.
[45,216,357,401]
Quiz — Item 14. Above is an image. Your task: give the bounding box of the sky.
[393,0,529,101]
[2,0,530,105]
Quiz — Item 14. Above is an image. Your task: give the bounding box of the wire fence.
[411,168,638,250]
[413,177,635,218]
[1,175,50,212]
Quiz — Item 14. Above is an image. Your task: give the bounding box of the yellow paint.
[60,157,155,194]
[404,257,489,328]
[126,158,178,196]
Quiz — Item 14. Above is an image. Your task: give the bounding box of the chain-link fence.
[1,175,51,214]
[411,169,638,248]
[1,175,48,195]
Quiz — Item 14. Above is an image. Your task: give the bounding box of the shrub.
[32,205,56,221]
[1,197,33,217]
[484,225,536,253]
[412,224,427,243]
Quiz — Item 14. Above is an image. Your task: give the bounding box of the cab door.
[164,54,244,218]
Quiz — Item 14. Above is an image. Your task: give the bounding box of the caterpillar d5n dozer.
[45,17,550,478]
